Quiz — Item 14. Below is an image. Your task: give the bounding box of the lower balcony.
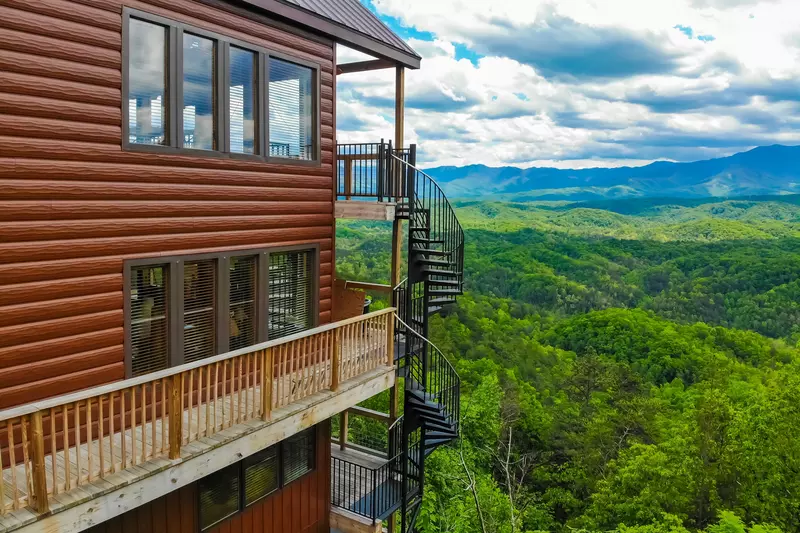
[0,309,396,533]
[329,409,413,532]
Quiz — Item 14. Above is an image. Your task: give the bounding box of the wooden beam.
[262,348,273,421]
[168,375,182,460]
[337,59,394,75]
[395,66,405,149]
[343,281,393,293]
[30,413,49,514]
[331,329,340,392]
[388,63,406,533]
[335,201,395,221]
[347,405,392,423]
[339,410,349,450]
[331,507,382,533]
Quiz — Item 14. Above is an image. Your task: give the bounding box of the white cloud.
[335,0,800,168]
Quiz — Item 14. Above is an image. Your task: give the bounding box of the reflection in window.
[282,428,315,484]
[198,464,240,531]
[230,255,257,350]
[269,58,313,160]
[229,47,257,154]
[183,34,215,150]
[244,445,279,506]
[184,260,216,363]
[128,19,168,145]
[268,250,313,340]
[130,265,169,376]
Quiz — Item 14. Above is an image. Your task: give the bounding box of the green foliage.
[335,197,800,533]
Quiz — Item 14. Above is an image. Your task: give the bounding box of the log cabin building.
[0,1,464,533]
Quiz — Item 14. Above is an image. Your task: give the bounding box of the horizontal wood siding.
[0,0,336,409]
[83,419,331,533]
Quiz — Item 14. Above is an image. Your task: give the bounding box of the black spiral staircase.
[337,141,464,532]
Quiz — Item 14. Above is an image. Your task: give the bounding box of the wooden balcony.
[0,309,396,532]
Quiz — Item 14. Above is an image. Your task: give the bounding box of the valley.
[337,195,800,533]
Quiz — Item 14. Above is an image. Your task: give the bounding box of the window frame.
[197,462,241,531]
[123,245,320,378]
[197,426,318,532]
[266,53,320,163]
[122,8,321,165]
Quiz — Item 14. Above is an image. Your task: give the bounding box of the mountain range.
[425,144,800,200]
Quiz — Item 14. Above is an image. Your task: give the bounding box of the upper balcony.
[0,309,396,532]
[334,142,415,221]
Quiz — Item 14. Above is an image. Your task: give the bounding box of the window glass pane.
[230,255,257,350]
[282,428,315,484]
[183,33,216,150]
[128,19,168,145]
[268,250,313,339]
[199,464,240,530]
[244,446,279,506]
[269,58,314,160]
[130,265,169,376]
[229,47,257,154]
[184,260,216,362]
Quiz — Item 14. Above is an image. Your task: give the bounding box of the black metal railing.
[336,141,410,201]
[427,347,461,429]
[331,450,404,522]
[395,314,460,432]
[269,142,290,157]
[400,155,465,290]
[333,412,391,456]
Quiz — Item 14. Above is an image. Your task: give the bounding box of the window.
[129,265,169,376]
[198,464,240,530]
[127,19,168,146]
[230,255,257,350]
[269,58,314,160]
[244,445,279,506]
[268,250,313,340]
[229,47,257,155]
[197,427,316,530]
[123,9,318,162]
[184,260,216,363]
[282,428,315,484]
[182,34,217,150]
[125,247,317,377]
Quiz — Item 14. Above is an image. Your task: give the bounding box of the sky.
[335,0,800,169]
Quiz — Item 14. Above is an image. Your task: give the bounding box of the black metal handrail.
[336,141,410,201]
[394,314,460,432]
[331,449,404,522]
[394,152,465,282]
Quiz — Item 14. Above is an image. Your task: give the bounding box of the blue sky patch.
[675,24,694,38]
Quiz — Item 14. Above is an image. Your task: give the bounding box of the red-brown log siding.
[83,419,332,533]
[0,0,336,409]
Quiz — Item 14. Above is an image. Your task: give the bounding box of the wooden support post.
[339,410,349,451]
[395,67,405,155]
[168,375,182,460]
[394,66,405,200]
[390,220,403,296]
[30,412,49,514]
[387,312,395,366]
[331,328,340,392]
[388,64,405,533]
[262,348,273,421]
[344,160,352,200]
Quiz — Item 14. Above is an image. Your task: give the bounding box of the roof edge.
[237,0,421,69]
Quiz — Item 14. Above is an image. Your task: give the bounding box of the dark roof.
[238,0,421,68]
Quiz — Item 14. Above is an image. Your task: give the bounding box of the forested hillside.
[429,145,800,200]
[337,197,800,533]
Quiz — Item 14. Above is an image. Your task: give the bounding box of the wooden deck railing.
[0,308,396,516]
